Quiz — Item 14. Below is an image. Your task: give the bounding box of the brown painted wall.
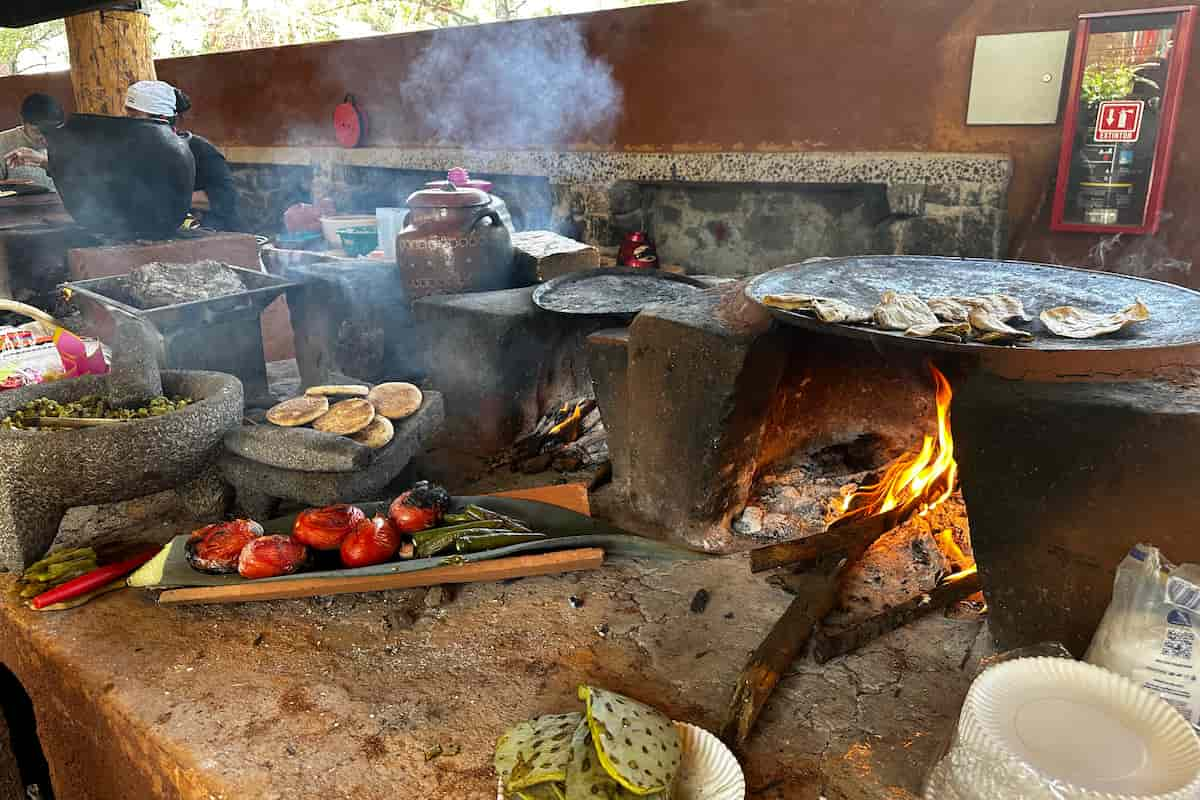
[0,0,1196,285]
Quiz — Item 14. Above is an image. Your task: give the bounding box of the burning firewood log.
[505,397,607,473]
[811,567,982,664]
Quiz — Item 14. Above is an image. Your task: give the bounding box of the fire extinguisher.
[333,94,368,148]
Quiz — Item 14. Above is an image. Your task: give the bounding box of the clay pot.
[396,184,515,298]
[43,114,196,240]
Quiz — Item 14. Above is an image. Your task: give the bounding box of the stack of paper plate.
[926,658,1200,799]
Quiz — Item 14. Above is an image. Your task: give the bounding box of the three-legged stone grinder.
[0,311,243,571]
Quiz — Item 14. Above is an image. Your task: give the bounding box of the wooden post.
[65,9,156,116]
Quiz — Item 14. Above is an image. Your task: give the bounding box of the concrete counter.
[0,551,985,799]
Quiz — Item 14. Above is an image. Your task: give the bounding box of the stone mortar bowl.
[0,370,243,571]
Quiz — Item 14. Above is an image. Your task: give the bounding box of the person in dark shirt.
[123,80,243,232]
[170,89,243,232]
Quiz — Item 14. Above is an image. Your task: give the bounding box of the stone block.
[621,282,787,551]
[0,225,94,309]
[897,214,962,257]
[511,230,599,282]
[955,376,1200,655]
[283,259,411,387]
[960,208,1001,259]
[411,288,624,455]
[67,232,261,280]
[224,425,373,473]
[924,183,960,206]
[607,181,644,215]
[885,183,926,218]
[219,392,444,506]
[587,328,631,490]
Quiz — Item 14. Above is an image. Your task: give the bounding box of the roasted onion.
[340,515,402,568]
[292,504,366,551]
[186,519,264,574]
[238,535,310,580]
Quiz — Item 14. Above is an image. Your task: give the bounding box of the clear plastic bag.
[1086,543,1200,731]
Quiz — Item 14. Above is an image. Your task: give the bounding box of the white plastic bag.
[1086,543,1200,731]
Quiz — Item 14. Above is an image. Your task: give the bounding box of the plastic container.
[375,207,408,261]
[319,214,376,247]
[337,226,379,257]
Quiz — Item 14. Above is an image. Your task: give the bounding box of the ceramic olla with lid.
[396,183,515,298]
[424,167,514,231]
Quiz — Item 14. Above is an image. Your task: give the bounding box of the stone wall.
[230,148,1012,271]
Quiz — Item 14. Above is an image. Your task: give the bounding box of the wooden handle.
[157,548,605,606]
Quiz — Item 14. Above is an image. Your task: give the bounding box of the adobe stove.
[588,255,1200,658]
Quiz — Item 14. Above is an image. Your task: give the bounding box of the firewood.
[721,519,892,749]
[720,554,844,748]
[748,493,925,574]
[811,568,983,664]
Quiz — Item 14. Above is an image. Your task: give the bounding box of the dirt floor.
[0,530,991,800]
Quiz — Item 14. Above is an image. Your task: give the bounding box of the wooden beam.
[65,9,156,116]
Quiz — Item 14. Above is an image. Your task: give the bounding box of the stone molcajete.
[0,319,242,571]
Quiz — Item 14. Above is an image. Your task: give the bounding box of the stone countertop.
[0,552,986,800]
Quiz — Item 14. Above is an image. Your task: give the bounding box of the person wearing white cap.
[125,81,242,231]
[124,80,178,119]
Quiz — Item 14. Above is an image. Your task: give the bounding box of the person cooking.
[124,80,243,232]
[0,93,64,190]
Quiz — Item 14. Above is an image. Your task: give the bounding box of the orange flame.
[837,365,958,521]
[548,401,585,438]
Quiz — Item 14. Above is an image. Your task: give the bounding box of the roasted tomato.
[238,535,310,579]
[186,519,264,574]
[388,481,451,533]
[340,515,402,568]
[292,504,366,551]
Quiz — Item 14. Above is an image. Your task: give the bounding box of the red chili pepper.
[30,549,159,610]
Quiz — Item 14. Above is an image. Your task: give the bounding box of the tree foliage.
[0,0,666,75]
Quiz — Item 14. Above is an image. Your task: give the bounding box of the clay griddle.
[746,256,1200,355]
[533,267,706,318]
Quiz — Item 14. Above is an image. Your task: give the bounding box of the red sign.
[1094,100,1145,142]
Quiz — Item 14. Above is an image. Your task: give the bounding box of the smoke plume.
[398,18,622,149]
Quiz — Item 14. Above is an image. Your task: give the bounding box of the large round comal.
[43,115,196,240]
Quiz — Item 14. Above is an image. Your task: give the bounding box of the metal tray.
[745,256,1200,355]
[533,267,707,318]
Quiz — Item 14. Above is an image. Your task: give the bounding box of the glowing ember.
[836,364,958,522]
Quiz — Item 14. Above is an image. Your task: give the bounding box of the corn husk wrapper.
[1039,299,1151,339]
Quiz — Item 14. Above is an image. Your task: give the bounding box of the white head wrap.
[125,81,177,118]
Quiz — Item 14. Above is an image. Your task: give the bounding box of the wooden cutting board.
[158,548,604,605]
[157,483,597,606]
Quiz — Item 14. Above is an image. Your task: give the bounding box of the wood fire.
[835,364,958,525]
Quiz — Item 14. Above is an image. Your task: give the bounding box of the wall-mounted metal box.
[968,31,1072,125]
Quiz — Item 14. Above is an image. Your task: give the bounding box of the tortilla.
[967,307,1034,344]
[368,382,423,420]
[1040,299,1151,339]
[304,384,370,398]
[312,398,376,436]
[349,414,394,449]
[762,293,872,324]
[873,291,938,331]
[265,395,329,427]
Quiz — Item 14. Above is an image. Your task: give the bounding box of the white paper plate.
[496,721,744,800]
[947,657,1200,799]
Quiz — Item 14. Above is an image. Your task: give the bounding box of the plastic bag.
[0,320,107,391]
[1086,543,1200,731]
